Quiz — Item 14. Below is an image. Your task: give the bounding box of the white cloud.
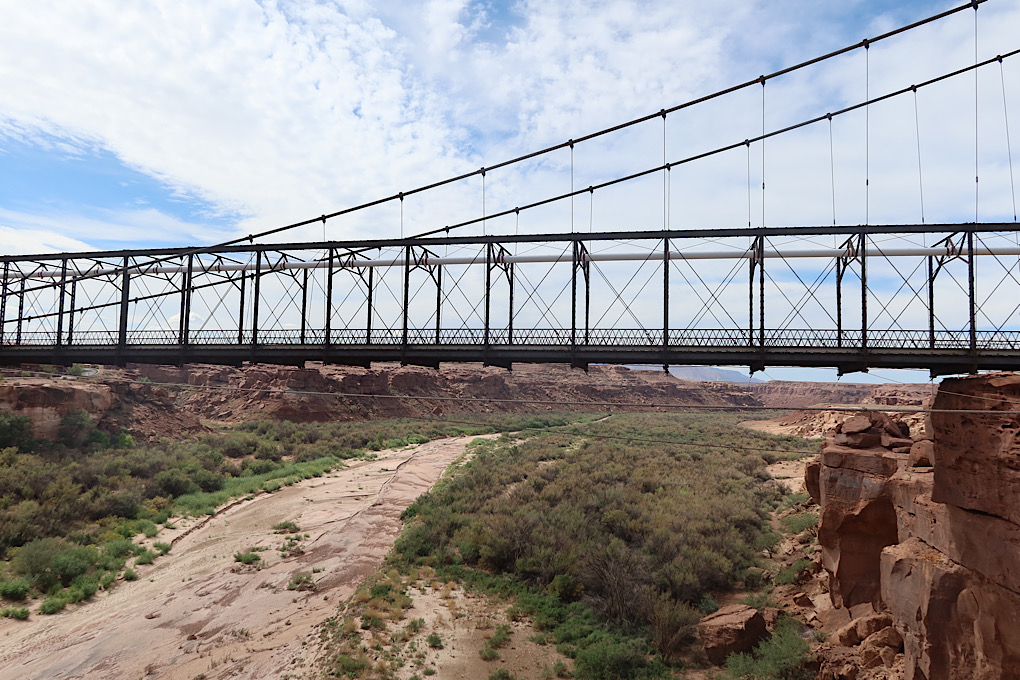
[0,0,1018,247]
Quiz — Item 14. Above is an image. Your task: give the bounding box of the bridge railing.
[6,328,1020,350]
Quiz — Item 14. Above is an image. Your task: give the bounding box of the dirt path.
[0,435,490,680]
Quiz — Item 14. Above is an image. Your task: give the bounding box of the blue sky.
[1,0,1018,382]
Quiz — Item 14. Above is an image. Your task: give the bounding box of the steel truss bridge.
[2,223,1020,376]
[2,1,1020,377]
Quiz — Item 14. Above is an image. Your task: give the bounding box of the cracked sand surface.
[0,435,490,680]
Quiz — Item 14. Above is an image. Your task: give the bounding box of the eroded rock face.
[816,412,909,609]
[697,604,769,665]
[931,374,1020,526]
[815,373,1020,680]
[882,538,1020,680]
[0,379,115,439]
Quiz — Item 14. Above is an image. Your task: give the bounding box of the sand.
[0,434,491,680]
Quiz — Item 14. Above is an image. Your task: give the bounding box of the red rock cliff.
[812,374,1020,680]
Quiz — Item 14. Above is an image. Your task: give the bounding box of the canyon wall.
[1,363,760,441]
[812,374,1020,680]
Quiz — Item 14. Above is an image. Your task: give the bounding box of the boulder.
[805,459,821,504]
[840,414,874,434]
[698,604,769,665]
[833,614,893,647]
[834,431,882,448]
[908,440,934,467]
[880,433,914,449]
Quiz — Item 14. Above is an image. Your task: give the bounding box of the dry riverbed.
[0,435,493,680]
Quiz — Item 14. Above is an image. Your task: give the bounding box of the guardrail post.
[663,237,669,352]
[67,279,76,346]
[835,257,843,348]
[757,236,765,350]
[748,240,755,347]
[300,268,308,344]
[860,233,867,353]
[968,230,976,352]
[571,240,578,351]
[0,262,7,345]
[16,277,25,345]
[927,255,935,349]
[435,264,442,344]
[179,254,193,346]
[402,245,410,354]
[238,269,246,345]
[56,259,67,347]
[508,263,515,346]
[484,243,491,349]
[366,266,373,344]
[118,256,130,349]
[252,251,261,346]
[325,249,334,347]
[583,243,590,346]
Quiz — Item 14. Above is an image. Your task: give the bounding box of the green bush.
[1,606,29,620]
[725,617,812,679]
[134,549,156,566]
[573,637,647,680]
[0,578,31,601]
[426,633,443,649]
[153,541,172,555]
[479,646,499,661]
[780,512,818,536]
[776,559,814,586]
[0,413,34,450]
[123,568,138,581]
[233,550,262,566]
[39,596,69,614]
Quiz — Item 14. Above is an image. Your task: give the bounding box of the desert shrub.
[1,606,29,620]
[241,458,279,476]
[0,414,34,450]
[780,512,818,535]
[776,559,814,585]
[0,578,31,601]
[189,468,224,493]
[122,568,138,581]
[102,539,136,559]
[150,469,199,499]
[650,594,700,662]
[233,550,262,566]
[133,549,156,566]
[725,616,812,679]
[39,595,69,614]
[58,410,95,448]
[573,636,647,680]
[426,633,443,649]
[215,433,259,459]
[153,541,171,555]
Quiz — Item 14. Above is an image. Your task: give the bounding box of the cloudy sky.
[2,0,1019,381]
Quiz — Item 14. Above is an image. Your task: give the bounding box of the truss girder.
[2,223,1020,375]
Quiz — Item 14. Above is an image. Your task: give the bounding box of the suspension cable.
[1001,57,1018,222]
[913,87,926,224]
[828,114,836,228]
[3,3,985,277]
[865,39,870,225]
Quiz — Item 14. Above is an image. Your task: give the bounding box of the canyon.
[1,362,1017,679]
